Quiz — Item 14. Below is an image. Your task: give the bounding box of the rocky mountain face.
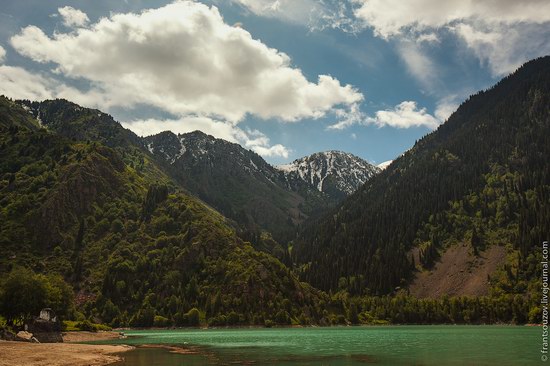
[144,132,382,243]
[144,130,317,243]
[14,98,382,249]
[145,130,283,185]
[277,151,380,200]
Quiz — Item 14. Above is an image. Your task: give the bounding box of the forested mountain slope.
[0,96,327,327]
[15,100,340,245]
[144,130,331,244]
[293,56,550,297]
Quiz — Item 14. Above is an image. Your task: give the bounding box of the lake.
[104,326,540,365]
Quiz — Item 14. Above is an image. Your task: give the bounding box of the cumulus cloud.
[11,1,362,124]
[326,103,365,130]
[353,0,550,76]
[7,1,363,159]
[328,100,441,130]
[248,142,290,158]
[0,66,56,100]
[58,6,90,28]
[0,63,116,105]
[366,101,440,129]
[0,45,5,63]
[122,117,290,158]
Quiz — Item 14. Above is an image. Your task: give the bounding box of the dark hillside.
[293,56,550,296]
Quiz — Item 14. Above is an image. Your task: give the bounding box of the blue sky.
[0,1,549,165]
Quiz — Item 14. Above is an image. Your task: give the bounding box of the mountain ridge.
[0,95,331,327]
[276,150,380,199]
[1,56,548,327]
[292,56,550,298]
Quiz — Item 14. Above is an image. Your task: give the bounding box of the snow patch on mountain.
[276,151,380,196]
[377,160,392,170]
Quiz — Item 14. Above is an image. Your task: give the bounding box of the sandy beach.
[0,339,132,366]
[62,330,123,343]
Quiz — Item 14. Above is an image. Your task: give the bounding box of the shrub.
[153,315,170,327]
[187,308,200,326]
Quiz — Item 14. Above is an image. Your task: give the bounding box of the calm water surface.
[104,326,540,365]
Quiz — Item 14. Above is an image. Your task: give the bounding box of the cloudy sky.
[0,1,549,165]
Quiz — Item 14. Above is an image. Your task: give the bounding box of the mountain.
[144,130,331,245]
[13,99,327,247]
[20,99,146,150]
[1,55,545,327]
[16,100,381,247]
[0,96,330,327]
[293,56,550,300]
[277,151,380,200]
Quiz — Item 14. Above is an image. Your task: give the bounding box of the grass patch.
[63,320,112,332]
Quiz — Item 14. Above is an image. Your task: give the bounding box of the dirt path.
[0,341,132,366]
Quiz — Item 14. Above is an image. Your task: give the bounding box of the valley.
[0,56,549,332]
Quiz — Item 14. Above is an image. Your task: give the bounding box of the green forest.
[1,56,549,330]
[293,57,549,303]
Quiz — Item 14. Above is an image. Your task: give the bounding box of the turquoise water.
[106,326,541,365]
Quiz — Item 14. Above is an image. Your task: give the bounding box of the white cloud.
[326,103,365,130]
[0,66,56,100]
[58,6,90,28]
[231,0,319,25]
[249,143,290,158]
[434,95,460,122]
[0,63,115,105]
[233,0,550,76]
[416,33,439,44]
[353,0,550,76]
[354,0,550,38]
[453,23,550,76]
[0,45,5,63]
[396,41,439,89]
[231,0,360,32]
[7,1,363,159]
[122,117,290,158]
[240,128,291,158]
[11,1,362,124]
[328,100,441,130]
[366,101,439,129]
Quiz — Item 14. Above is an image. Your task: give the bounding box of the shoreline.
[0,340,133,366]
[0,325,536,366]
[62,330,124,343]
[110,322,534,332]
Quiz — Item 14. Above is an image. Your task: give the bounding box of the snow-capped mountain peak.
[276,150,380,197]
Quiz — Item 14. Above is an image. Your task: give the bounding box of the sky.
[0,1,549,165]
